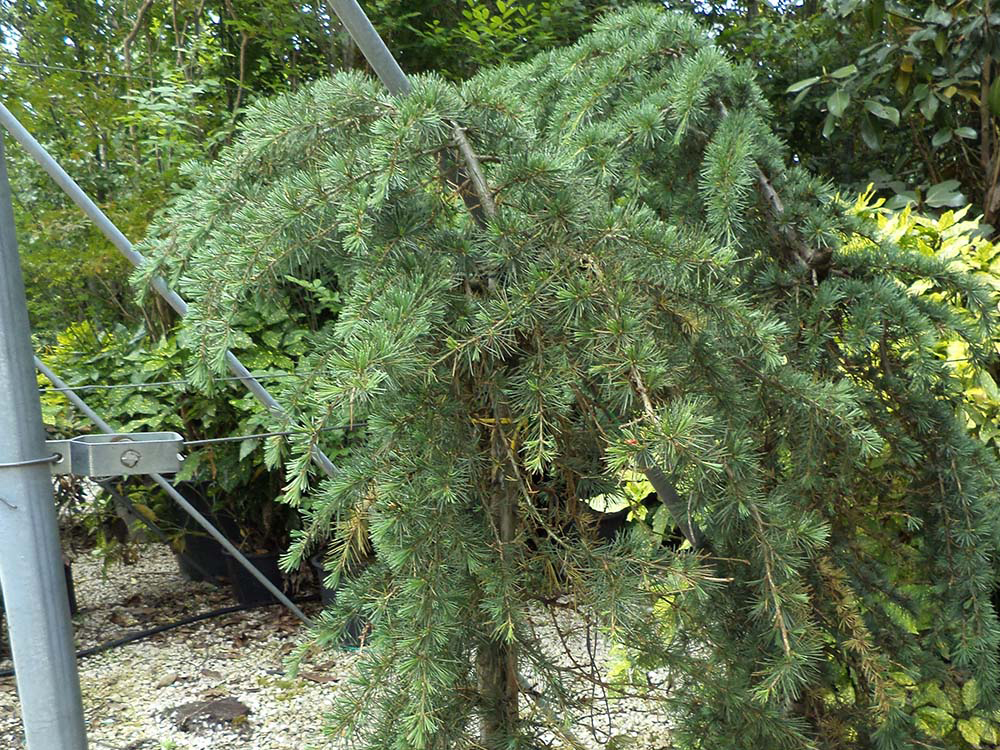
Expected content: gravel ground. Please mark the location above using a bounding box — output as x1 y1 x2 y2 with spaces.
0 546 673 749
0 546 351 750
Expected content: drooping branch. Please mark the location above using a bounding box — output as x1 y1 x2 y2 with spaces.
716 100 830 278
449 121 497 220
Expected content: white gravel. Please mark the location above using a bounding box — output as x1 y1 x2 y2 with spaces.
0 546 352 750
0 546 673 749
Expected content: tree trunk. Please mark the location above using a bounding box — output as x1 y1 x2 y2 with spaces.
477 630 518 746
479 423 519 745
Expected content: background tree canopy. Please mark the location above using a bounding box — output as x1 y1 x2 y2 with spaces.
0 0 623 338
672 0 1000 230
132 7 1000 749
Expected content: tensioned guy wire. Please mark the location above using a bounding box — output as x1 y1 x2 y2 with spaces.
3 59 161 81
34 356 313 624
37 368 330 393
0 453 60 469
183 423 364 447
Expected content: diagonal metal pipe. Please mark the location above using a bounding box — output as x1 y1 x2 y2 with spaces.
325 0 410 96
0 101 338 480
33 357 311 624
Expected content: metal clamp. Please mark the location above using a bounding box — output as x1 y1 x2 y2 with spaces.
46 432 183 476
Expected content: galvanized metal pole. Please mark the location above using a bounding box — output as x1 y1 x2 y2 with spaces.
0 133 88 749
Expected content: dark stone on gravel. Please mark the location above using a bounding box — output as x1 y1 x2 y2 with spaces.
124 741 160 750
169 697 251 733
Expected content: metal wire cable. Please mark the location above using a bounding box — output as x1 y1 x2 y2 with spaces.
38 368 330 393
183 423 363 447
35 354 985 395
0 452 60 469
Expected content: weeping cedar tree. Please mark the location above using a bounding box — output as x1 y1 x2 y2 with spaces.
136 7 1000 749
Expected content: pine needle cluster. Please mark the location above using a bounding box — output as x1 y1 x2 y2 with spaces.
136 7 1000 749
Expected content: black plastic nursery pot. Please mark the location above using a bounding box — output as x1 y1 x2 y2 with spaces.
174 531 229 584
171 485 242 586
223 549 287 606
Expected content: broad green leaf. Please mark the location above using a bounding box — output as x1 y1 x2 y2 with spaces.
822 112 836 138
980 720 998 744
133 503 157 522
954 126 977 139
934 32 947 56
861 117 880 150
786 76 820 93
864 99 900 125
931 127 952 147
895 70 911 95
920 92 939 120
923 3 952 26
830 64 857 79
828 89 851 117
887 191 918 209
925 179 966 208
914 706 955 738
916 681 952 710
229 330 254 349
963 678 980 711
958 718 982 747
238 437 261 461
583 492 629 514
978 372 1000 401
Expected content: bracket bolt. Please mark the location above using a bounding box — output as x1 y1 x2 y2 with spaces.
120 449 142 469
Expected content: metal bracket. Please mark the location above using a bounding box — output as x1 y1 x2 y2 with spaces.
46 432 183 476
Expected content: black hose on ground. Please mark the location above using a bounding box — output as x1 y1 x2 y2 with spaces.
0 595 319 679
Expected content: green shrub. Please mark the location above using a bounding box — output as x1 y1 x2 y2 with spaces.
135 7 1000 749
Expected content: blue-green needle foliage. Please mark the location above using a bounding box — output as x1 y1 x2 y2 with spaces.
136 7 1000 749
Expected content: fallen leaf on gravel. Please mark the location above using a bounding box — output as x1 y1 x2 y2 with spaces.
154 673 178 688
171 698 250 731
300 672 339 684
201 669 223 680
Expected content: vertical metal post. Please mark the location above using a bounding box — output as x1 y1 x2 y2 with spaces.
0 133 88 748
